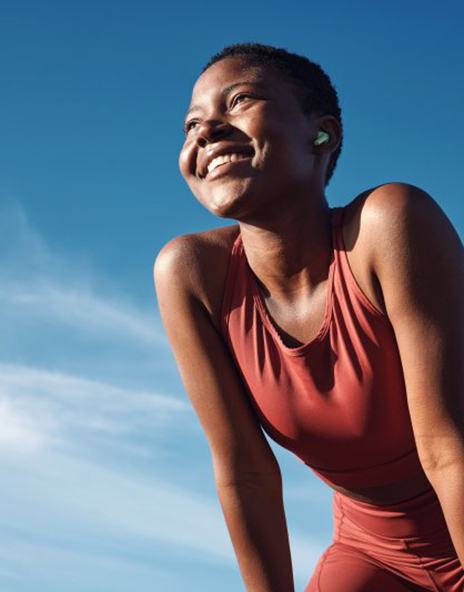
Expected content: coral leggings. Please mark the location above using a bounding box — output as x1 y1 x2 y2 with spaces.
306 487 464 591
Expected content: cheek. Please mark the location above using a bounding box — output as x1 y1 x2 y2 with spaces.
264 124 312 165
178 151 188 179
178 149 202 198
178 141 195 180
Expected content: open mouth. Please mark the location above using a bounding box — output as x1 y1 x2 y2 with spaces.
199 148 255 180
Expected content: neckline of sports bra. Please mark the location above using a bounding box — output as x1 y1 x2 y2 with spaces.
233 207 340 357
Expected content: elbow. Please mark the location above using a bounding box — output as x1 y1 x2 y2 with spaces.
417 439 464 479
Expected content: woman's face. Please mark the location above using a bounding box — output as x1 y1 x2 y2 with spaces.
179 57 322 219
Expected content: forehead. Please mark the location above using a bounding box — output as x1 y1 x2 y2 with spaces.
187 57 295 111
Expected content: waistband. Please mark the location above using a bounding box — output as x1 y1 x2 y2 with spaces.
307 448 422 489
334 487 449 539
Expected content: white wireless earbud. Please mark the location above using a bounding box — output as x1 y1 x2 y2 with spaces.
314 130 330 146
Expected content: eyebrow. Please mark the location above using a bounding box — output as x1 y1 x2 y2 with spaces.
185 80 267 118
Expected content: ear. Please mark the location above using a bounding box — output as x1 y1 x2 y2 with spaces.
312 115 342 153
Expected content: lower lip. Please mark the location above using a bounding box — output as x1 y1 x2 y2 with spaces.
204 158 253 181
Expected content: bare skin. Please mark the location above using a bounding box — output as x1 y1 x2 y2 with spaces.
177 56 435 504
179 196 433 506
156 56 464 588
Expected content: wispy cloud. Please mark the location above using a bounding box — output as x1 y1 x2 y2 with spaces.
0 532 176 589
1 279 165 345
0 201 166 348
0 199 330 591
2 451 234 561
0 396 50 453
2 447 325 578
0 362 189 455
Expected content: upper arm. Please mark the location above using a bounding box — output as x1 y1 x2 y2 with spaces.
366 183 464 473
153 236 280 486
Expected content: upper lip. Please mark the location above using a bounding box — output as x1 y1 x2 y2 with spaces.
197 143 254 179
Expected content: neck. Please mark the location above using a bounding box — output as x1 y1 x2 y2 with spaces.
238 196 333 303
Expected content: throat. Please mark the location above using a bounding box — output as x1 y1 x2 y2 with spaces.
260 277 331 348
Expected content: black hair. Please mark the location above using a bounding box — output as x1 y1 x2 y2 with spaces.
202 43 343 187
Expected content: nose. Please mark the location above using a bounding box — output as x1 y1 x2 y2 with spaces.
195 119 232 148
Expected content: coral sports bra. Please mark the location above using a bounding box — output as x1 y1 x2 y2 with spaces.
220 206 424 491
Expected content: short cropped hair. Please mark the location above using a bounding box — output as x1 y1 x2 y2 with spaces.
202 43 343 187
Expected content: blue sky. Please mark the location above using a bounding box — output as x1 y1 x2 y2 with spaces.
1 1 463 590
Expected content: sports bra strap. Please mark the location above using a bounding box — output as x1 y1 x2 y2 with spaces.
331 205 344 227
330 206 345 255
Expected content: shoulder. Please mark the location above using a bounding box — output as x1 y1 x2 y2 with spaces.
347 182 463 315
345 181 439 226
154 224 240 285
338 182 462 316
353 182 461 266
348 181 456 237
154 224 240 329
344 181 461 265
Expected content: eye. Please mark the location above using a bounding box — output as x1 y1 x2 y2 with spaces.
230 93 252 108
184 119 199 134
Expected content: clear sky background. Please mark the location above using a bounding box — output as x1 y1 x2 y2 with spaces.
1 1 463 591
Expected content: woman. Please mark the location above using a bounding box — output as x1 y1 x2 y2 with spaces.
154 43 464 591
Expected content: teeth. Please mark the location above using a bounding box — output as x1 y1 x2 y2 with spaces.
206 152 251 175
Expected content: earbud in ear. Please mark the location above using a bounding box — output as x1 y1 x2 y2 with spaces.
314 130 330 146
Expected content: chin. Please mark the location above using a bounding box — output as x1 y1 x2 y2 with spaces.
204 192 246 219
196 178 256 219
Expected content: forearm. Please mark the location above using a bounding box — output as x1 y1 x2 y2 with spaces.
427 460 464 567
216 472 295 592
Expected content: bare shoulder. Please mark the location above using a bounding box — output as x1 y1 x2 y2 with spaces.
341 182 462 315
343 182 439 230
350 181 462 257
349 181 448 220
154 224 281 482
154 224 240 331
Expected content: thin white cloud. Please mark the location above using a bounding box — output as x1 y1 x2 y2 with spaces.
0 278 166 346
1 450 234 562
0 362 189 455
0 199 57 277
0 535 174 587
0 359 326 579
0 199 166 347
0 397 52 453
0 199 330 589
1 448 325 575
0 199 187 457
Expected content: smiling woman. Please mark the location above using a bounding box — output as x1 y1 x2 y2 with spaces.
178 48 342 222
154 43 464 591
